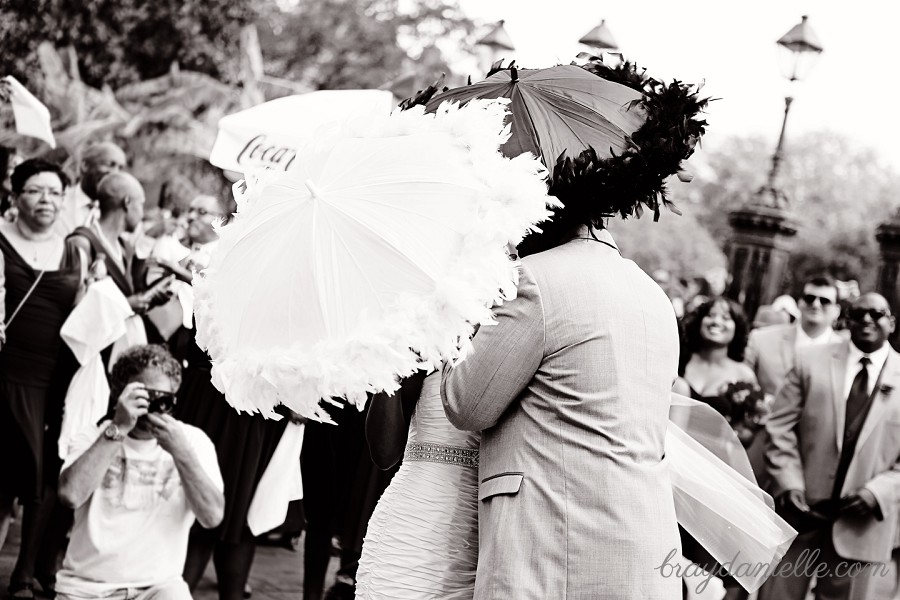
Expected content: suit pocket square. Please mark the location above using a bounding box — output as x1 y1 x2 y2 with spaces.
479 472 524 501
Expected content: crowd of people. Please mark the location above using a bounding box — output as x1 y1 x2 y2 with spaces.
1 134 899 600
0 144 300 600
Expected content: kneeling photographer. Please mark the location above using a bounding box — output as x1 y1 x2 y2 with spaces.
57 345 224 600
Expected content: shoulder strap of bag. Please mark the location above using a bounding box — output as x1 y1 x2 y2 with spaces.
6 269 46 327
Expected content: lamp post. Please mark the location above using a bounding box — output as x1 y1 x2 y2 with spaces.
475 20 515 74
757 15 824 207
578 19 623 66
725 16 823 320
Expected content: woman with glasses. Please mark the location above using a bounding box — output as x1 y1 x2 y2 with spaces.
0 159 83 598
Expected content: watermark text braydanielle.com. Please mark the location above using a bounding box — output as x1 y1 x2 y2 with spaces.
654 548 893 594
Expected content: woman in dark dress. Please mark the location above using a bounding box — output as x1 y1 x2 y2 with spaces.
674 297 760 460
0 159 82 598
161 194 291 600
673 296 759 600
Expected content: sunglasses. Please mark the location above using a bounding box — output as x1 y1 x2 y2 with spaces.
801 294 834 307
848 308 891 322
145 388 177 414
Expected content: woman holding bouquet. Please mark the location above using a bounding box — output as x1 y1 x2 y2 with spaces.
673 296 769 455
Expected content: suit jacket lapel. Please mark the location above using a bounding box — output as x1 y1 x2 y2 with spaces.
854 350 899 456
831 342 849 452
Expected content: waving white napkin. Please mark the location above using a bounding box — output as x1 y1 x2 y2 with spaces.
60 279 132 364
108 315 148 373
59 279 133 458
3 76 56 148
247 422 305 536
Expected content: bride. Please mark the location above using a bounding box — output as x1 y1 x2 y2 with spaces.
355 369 480 599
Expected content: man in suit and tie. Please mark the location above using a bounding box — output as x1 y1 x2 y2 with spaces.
745 275 843 397
761 293 900 599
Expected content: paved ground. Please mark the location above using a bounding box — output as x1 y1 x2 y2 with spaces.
0 518 339 600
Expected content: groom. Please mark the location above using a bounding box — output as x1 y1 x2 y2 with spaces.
441 224 682 599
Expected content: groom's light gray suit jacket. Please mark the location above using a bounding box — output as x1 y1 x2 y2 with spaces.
442 232 681 600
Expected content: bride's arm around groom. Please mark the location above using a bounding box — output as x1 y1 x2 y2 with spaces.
441 260 544 433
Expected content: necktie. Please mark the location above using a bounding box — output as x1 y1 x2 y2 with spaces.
845 356 871 430
833 356 873 500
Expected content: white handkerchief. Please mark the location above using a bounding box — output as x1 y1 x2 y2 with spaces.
247 422 305 536
108 315 148 372
4 76 55 148
150 234 191 263
58 356 110 460
176 281 194 328
61 278 133 365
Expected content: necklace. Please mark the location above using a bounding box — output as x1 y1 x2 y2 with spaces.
14 221 59 267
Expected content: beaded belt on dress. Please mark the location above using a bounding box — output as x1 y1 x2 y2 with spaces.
404 442 479 467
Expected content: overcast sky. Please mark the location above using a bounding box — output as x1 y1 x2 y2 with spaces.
456 0 899 170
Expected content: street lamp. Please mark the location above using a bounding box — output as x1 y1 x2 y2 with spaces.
725 16 822 320
578 19 622 66
758 15 824 207
476 20 515 73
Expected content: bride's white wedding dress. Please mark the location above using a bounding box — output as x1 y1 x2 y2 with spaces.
355 372 480 599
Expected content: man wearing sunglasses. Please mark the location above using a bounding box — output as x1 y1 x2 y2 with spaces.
745 275 844 398
762 293 900 600
56 345 224 600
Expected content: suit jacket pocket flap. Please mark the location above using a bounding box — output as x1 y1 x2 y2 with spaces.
479 473 523 501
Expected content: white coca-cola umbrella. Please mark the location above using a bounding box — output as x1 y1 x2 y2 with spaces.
209 90 394 175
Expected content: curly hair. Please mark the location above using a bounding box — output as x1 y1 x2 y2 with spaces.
11 158 70 194
679 297 749 375
108 344 182 402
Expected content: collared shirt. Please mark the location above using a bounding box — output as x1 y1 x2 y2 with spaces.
795 325 839 350
844 341 890 400
55 185 99 237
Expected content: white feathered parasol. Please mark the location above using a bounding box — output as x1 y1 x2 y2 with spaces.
193 100 556 419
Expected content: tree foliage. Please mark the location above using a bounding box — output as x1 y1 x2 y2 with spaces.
257 0 476 91
0 0 258 89
1 0 475 97
608 208 727 279
680 132 900 293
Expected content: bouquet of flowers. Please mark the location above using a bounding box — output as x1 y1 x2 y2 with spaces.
719 381 773 447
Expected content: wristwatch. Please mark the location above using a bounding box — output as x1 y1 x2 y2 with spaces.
103 422 125 442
